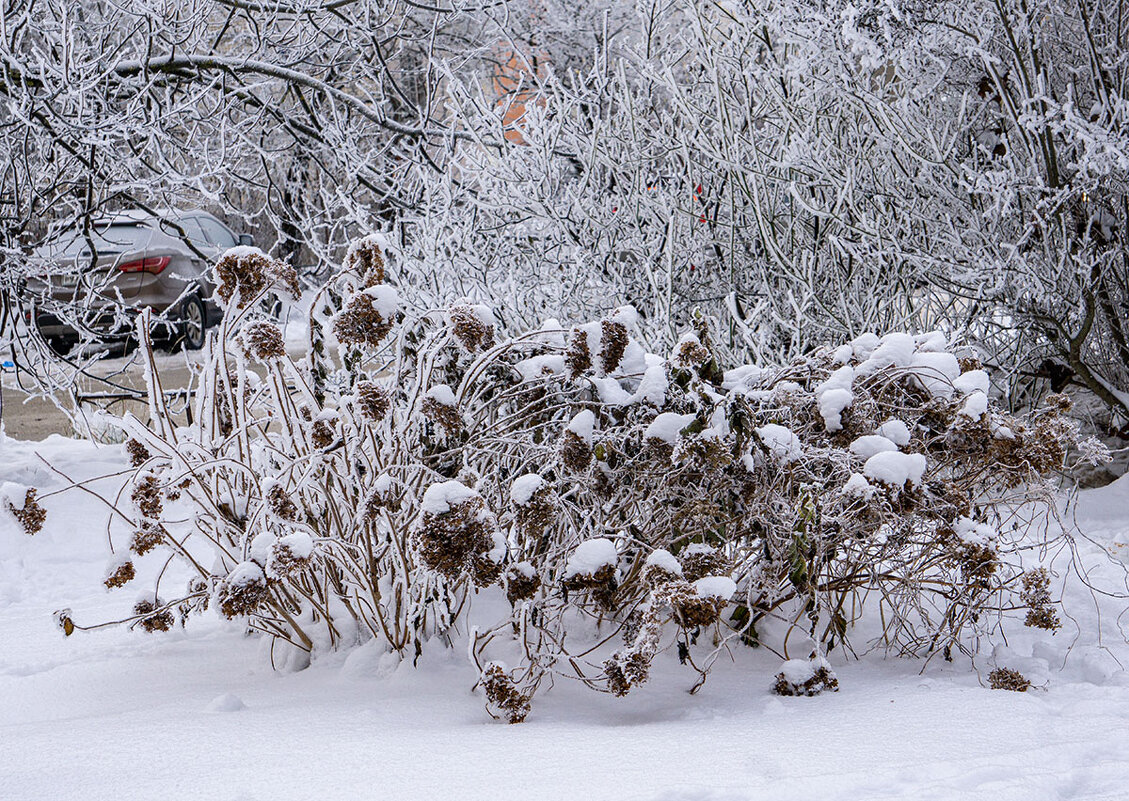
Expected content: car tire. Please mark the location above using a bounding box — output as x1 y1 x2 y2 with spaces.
178 295 208 351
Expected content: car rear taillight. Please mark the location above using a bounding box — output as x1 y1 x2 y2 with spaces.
117 256 170 274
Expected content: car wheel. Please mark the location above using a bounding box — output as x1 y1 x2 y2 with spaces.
179 295 207 351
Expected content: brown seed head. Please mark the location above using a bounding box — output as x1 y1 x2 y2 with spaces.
104 559 136 589
134 599 174 633
599 319 628 374
354 381 391 424
988 667 1031 691
560 430 592 472
214 249 299 310
124 439 151 468
416 495 495 582
565 328 592 378
448 305 496 353
8 488 46 536
131 522 166 556
332 292 395 348
242 321 286 361
343 236 386 287
216 563 270 619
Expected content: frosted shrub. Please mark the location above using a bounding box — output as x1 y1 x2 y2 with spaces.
66 239 1105 719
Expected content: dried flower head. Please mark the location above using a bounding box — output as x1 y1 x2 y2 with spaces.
950 540 998 590
603 641 655 696
565 328 593 378
1044 393 1072 414
471 550 506 587
505 562 541 605
562 563 618 611
604 658 632 697
179 577 211 620
354 381 391 424
242 321 286 361
216 562 270 619
668 579 730 628
416 482 496 581
672 433 733 473
214 249 299 310
308 413 337 449
642 552 683 587
988 667 1030 691
8 488 46 535
363 474 402 518
266 485 299 522
1020 568 1060 631
673 332 710 370
560 430 592 472
268 534 314 578
134 598 173 633
124 438 151 468
421 386 462 435
987 413 1075 485
448 305 496 353
599 319 628 374
680 543 723 582
131 473 163 520
343 235 387 287
130 522 166 556
513 485 557 539
482 662 531 724
104 558 136 589
332 288 398 348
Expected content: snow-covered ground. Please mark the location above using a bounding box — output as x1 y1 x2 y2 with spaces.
2 434 1128 801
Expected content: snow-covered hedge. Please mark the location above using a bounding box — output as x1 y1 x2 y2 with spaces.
68 241 1107 719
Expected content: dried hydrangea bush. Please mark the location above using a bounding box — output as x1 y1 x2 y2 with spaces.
66 239 1110 720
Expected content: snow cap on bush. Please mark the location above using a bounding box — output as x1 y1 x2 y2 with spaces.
643 548 683 584
773 658 839 696
333 286 399 348
564 538 618 580
863 451 926 488
422 384 462 434
562 538 619 609
448 304 495 353
509 474 544 506
755 424 802 464
561 409 596 471
217 561 270 619
815 366 854 432
645 412 696 446
417 481 499 583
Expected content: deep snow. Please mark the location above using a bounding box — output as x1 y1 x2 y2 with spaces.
2 434 1128 801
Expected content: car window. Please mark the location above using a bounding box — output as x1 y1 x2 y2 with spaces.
56 223 153 258
162 217 209 249
197 217 238 249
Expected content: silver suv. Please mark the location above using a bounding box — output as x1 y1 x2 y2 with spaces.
26 210 251 352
